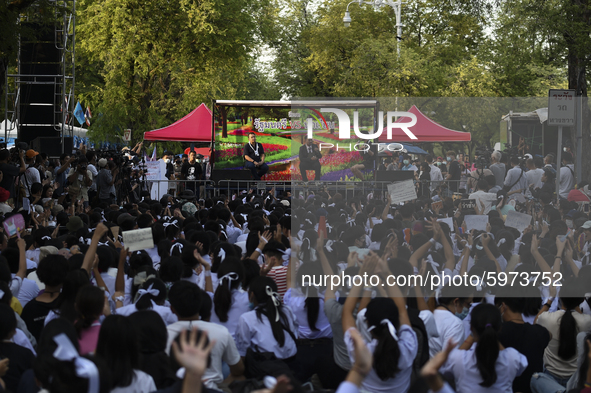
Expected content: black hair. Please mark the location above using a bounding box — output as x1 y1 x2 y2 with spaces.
297 262 322 331
365 298 401 380
211 242 238 273
213 257 243 322
0 303 16 339
168 280 201 318
96 315 139 388
158 257 184 283
199 287 212 321
96 245 116 273
250 276 294 347
54 269 91 323
135 277 167 310
74 285 105 337
241 258 261 290
558 279 584 359
470 303 502 387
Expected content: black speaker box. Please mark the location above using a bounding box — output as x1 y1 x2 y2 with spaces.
31 136 73 157
211 169 253 182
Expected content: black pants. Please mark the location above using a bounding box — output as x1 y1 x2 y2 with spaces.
300 161 321 181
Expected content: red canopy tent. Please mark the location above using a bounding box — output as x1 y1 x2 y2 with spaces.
143 103 212 142
378 105 471 142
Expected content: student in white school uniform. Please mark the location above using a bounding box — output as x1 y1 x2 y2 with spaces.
284 261 333 382
429 284 470 358
235 276 299 363
166 281 245 390
208 257 250 338
115 277 177 325
342 255 418 393
440 303 528 393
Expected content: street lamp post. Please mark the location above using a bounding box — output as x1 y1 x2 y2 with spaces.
343 0 404 58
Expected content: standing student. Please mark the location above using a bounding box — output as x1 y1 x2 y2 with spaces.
440 303 528 392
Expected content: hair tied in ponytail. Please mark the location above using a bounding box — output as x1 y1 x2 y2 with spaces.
218 248 226 263
368 319 399 341
265 285 281 322
219 272 239 290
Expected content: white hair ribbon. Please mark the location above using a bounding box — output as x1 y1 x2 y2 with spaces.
240 213 248 221
305 219 313 226
325 240 334 252
97 242 109 247
163 220 179 228
79 236 85 243
302 238 310 250
219 272 239 290
329 203 335 207
265 285 281 322
137 283 160 300
280 248 291 261
133 272 155 286
368 319 398 341
170 242 184 254
425 254 440 276
0 289 4 299
497 238 506 247
217 200 224 204
218 248 226 263
220 230 228 240
42 236 52 241
53 333 100 393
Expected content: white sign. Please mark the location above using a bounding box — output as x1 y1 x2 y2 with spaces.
145 161 161 181
437 217 454 233
464 215 488 232
505 210 532 233
122 228 154 252
548 89 575 126
388 179 417 205
123 129 132 142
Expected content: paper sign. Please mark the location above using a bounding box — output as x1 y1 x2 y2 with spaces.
437 217 454 232
388 179 417 205
505 210 532 233
22 198 30 213
461 199 476 210
124 129 132 142
122 228 154 252
145 161 161 181
431 201 443 211
464 215 488 232
3 214 25 238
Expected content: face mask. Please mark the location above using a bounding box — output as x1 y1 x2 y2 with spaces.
564 147 568 152
403 160 409 165
165 159 171 164
436 162 441 166
248 302 255 310
446 156 452 162
455 307 469 320
566 219 573 229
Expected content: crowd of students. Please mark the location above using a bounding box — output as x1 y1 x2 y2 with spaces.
0 144 591 393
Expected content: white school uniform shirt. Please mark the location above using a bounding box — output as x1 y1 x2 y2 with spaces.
235 305 299 359
462 302 480 339
356 307 439 343
166 320 241 391
283 288 333 339
440 347 528 393
115 299 178 325
11 274 39 307
92 272 116 295
429 309 465 358
26 249 40 264
145 246 161 268
110 370 156 393
13 328 36 355
208 288 250 338
344 325 418 393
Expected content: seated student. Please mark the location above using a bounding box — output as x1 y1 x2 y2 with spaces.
260 240 290 300
0 303 35 393
96 315 157 393
208 257 250 339
342 256 418 393
429 284 470 358
284 262 332 382
166 281 244 390
115 277 177 325
21 254 69 342
494 286 550 393
75 285 107 355
440 303 528 393
235 276 299 362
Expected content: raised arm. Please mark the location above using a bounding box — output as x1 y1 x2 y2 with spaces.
15 238 27 279
82 223 109 275
530 235 552 273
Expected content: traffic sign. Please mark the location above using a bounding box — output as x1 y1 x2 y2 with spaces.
548 89 575 126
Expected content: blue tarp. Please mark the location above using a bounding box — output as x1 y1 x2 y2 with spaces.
403 144 428 155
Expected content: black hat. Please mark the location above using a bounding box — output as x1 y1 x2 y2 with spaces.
178 190 196 200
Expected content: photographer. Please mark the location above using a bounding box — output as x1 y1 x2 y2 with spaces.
21 149 41 197
0 148 25 201
67 157 93 204
54 154 76 195
97 158 119 205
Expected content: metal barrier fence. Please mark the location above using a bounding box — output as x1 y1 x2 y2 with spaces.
146 178 469 200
